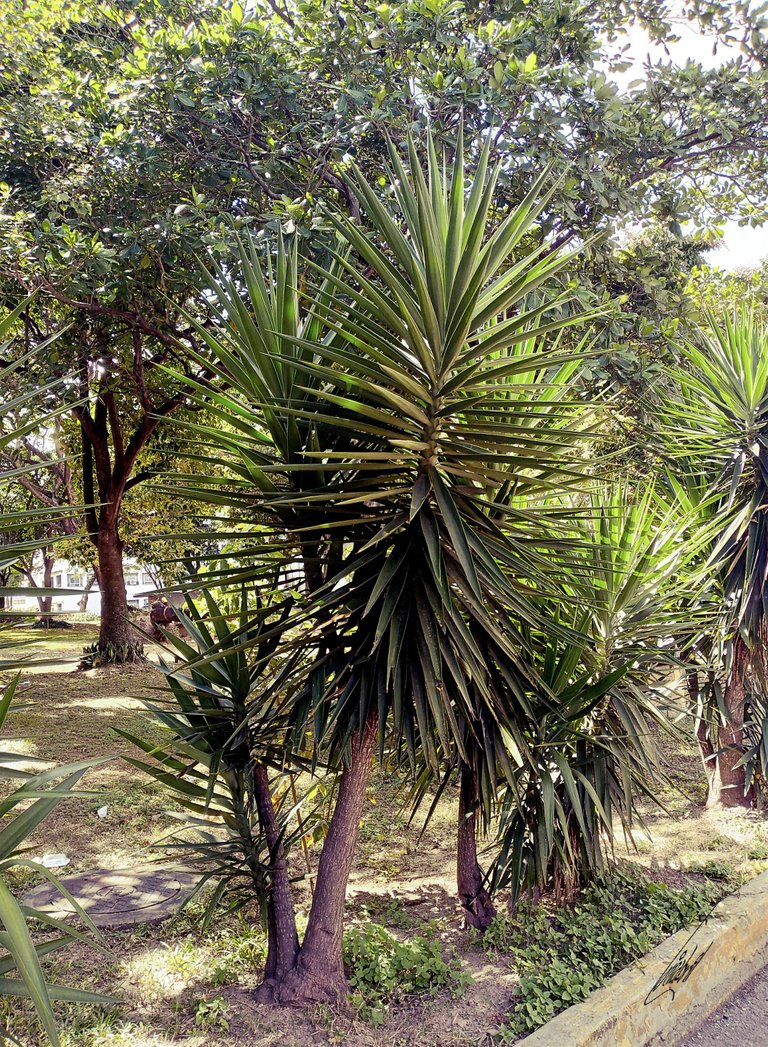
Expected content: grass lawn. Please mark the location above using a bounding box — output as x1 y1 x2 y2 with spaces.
3 624 768 1046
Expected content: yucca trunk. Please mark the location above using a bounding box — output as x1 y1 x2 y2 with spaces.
456 757 496 931
708 675 755 809
271 713 377 1005
691 643 755 809
252 764 300 993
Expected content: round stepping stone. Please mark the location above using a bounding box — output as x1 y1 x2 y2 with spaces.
22 867 199 929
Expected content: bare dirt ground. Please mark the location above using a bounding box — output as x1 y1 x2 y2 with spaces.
3 624 768 1046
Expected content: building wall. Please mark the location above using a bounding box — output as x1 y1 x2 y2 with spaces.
8 559 158 613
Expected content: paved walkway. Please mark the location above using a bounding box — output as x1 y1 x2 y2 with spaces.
677 964 768 1045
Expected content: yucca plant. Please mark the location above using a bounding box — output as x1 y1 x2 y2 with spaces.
118 590 315 985
491 482 707 904
664 311 768 807
167 134 606 1002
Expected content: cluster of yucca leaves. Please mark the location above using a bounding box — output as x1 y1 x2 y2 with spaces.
663 312 768 804
490 484 710 902
118 590 315 926
0 302 109 1045
151 132 718 927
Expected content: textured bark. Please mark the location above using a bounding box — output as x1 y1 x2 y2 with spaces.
96 526 132 649
687 662 754 809
707 672 755 809
252 763 299 992
456 759 496 932
272 714 378 1005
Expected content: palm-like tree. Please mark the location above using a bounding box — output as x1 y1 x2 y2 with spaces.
491 482 707 903
119 590 312 982
176 135 604 1001
665 311 768 806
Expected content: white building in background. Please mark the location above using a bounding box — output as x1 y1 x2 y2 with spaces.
7 558 158 614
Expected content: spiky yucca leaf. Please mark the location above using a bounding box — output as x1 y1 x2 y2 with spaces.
663 312 768 801
119 591 318 924
490 482 710 902
167 135 607 782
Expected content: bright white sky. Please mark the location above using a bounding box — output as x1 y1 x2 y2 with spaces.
616 16 766 270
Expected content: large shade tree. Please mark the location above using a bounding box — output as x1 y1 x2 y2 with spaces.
2 0 767 656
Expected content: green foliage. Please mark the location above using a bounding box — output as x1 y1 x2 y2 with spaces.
4 0 767 301
193 995 230 1032
665 312 768 797
209 925 269 986
490 482 708 903
118 589 312 922
687 859 738 882
486 872 720 1038
342 922 468 1025
180 131 603 792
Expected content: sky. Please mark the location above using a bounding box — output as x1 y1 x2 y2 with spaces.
618 16 766 271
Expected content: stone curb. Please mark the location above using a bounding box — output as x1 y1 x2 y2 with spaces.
519 869 768 1046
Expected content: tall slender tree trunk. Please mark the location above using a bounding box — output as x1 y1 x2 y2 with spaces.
456 756 496 932
252 763 299 994
37 548 54 623
270 713 378 1005
77 570 98 612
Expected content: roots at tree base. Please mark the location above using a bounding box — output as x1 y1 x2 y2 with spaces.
79 640 146 668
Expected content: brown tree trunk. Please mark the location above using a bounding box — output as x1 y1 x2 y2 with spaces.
707 672 755 809
96 524 133 651
38 548 53 619
457 758 496 932
271 714 377 1005
76 357 181 661
252 763 299 994
37 548 54 622
77 570 98 613
688 669 718 803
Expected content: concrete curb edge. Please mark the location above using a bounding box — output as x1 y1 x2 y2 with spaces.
519 869 768 1046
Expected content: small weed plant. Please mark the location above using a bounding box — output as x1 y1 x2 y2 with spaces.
487 871 721 1039
194 995 230 1032
343 922 469 1026
210 926 269 985
687 858 738 882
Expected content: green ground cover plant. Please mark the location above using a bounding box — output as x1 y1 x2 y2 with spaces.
486 871 723 1038
343 922 469 1026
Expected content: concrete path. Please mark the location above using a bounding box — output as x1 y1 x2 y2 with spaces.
677 964 768 1046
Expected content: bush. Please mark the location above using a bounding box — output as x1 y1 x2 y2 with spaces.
342 922 468 1025
486 871 721 1038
